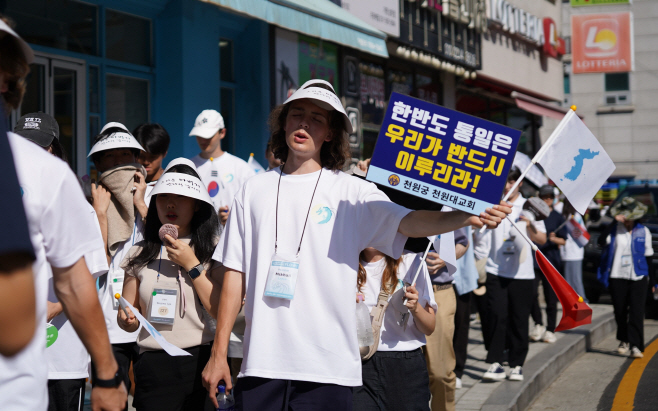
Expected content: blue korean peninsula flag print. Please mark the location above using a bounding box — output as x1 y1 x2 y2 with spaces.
367 93 522 215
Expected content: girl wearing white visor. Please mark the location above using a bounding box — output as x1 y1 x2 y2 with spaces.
118 159 222 410
203 79 512 410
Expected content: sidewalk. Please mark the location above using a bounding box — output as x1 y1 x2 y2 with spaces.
455 304 615 411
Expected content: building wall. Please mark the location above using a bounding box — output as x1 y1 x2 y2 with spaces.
563 0 658 179
479 0 564 102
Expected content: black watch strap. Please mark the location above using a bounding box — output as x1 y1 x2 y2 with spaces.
93 369 122 388
188 263 205 280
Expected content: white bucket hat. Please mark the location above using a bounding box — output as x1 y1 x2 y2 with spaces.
150 172 213 206
283 79 353 134
189 110 225 139
88 132 145 157
0 19 34 64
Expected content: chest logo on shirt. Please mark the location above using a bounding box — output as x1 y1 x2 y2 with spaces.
311 204 334 224
223 173 234 183
46 323 58 347
208 181 220 197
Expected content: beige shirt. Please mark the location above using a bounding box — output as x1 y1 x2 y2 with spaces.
122 238 218 352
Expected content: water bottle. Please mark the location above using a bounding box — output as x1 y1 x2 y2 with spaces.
356 294 374 347
216 384 235 411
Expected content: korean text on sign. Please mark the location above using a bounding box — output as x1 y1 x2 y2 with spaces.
366 92 522 215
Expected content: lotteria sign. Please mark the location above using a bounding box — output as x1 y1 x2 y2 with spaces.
488 0 564 58
571 12 633 74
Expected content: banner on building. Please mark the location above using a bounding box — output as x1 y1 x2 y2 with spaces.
572 12 633 74
274 28 339 104
366 93 521 215
340 0 400 37
571 0 630 6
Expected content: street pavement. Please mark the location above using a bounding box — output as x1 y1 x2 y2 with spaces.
528 320 658 411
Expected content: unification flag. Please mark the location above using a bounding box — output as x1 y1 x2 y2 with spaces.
565 216 590 248
248 153 265 174
536 110 615 215
535 249 592 332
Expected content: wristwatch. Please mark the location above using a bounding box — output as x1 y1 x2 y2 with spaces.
188 263 205 280
93 369 122 388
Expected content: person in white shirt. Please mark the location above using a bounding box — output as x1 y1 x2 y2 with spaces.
201 79 512 410
89 123 149 399
353 248 437 410
598 197 655 358
481 167 547 382
14 111 110 411
189 109 256 225
555 200 588 302
1 17 126 411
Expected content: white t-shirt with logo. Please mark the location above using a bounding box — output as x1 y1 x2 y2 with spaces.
360 251 437 352
191 152 256 211
485 195 546 280
46 207 108 380
1 133 104 410
213 168 411 386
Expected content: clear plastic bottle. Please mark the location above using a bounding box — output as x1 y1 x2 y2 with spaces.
356 294 374 347
216 384 235 411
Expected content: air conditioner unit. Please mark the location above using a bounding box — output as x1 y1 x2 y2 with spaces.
605 92 631 105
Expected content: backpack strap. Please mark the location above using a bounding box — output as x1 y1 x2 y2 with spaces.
360 287 390 361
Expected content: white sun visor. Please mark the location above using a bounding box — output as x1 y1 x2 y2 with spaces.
87 132 145 157
149 172 213 206
283 79 353 134
0 19 34 64
100 122 131 134
164 158 198 173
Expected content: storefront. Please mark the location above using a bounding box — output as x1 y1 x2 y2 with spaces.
459 0 568 157
338 0 487 161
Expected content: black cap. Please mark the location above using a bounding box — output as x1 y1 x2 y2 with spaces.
14 112 59 147
538 184 555 198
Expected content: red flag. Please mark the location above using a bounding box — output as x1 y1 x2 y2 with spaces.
535 250 592 331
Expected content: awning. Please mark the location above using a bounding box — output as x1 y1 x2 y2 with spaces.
203 0 388 58
512 91 584 120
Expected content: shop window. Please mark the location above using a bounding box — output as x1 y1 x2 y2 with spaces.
220 39 235 83
3 0 98 55
106 9 152 66
604 73 630 105
105 74 149 132
564 74 570 95
415 74 440 105
220 87 235 153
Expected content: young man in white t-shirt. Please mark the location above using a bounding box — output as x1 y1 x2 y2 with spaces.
201 80 512 410
189 109 256 224
481 168 547 382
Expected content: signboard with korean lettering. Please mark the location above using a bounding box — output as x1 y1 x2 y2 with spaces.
366 93 521 215
571 0 630 6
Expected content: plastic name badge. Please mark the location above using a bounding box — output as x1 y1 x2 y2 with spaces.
149 287 178 325
264 254 300 300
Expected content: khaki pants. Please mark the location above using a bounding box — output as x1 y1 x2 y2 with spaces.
424 285 457 411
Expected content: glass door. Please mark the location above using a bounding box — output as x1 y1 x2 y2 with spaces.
14 53 86 176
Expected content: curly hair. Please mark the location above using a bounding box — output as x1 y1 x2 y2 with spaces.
0 16 30 111
268 102 350 171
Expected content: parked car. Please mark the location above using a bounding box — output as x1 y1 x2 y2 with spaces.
582 184 658 304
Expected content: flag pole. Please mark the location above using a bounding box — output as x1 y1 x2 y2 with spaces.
403 240 433 305
480 107 577 234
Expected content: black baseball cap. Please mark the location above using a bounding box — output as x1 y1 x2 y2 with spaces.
539 184 555 198
14 112 59 147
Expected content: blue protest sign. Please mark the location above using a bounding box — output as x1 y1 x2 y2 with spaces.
366 92 522 215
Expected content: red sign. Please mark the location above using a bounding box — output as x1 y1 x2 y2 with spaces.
543 18 566 59
572 13 633 74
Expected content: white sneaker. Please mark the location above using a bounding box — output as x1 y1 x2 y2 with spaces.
530 324 546 342
617 342 630 355
508 366 523 381
542 331 557 344
483 362 506 381
631 347 644 358
456 377 462 389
